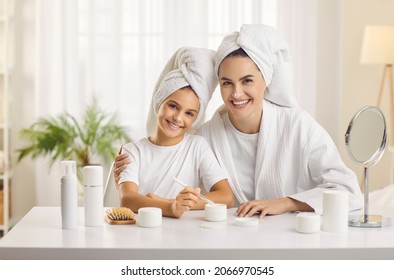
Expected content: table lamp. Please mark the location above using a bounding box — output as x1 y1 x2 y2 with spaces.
360 25 394 146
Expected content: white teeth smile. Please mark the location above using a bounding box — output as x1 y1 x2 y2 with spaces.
168 121 182 129
232 100 249 106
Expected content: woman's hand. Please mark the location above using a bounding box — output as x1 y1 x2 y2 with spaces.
236 197 313 218
170 187 201 218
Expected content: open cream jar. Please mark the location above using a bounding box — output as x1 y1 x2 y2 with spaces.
204 203 227 222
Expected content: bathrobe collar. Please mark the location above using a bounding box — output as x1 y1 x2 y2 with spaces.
205 99 283 204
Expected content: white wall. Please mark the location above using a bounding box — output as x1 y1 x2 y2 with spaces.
315 0 342 145
340 0 394 191
314 0 394 192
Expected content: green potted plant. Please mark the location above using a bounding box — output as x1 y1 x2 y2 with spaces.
16 97 132 183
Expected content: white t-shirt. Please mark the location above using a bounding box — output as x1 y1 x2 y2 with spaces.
223 113 258 201
118 134 227 198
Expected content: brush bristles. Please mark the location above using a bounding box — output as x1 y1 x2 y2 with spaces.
106 207 135 221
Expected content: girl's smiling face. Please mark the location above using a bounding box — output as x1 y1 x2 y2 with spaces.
155 87 199 145
218 55 266 132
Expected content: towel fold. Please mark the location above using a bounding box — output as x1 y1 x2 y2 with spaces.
146 47 217 136
215 24 298 108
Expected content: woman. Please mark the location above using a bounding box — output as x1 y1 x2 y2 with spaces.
115 24 363 218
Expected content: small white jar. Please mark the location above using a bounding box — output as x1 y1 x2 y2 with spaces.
137 207 162 227
204 204 227 222
296 212 321 234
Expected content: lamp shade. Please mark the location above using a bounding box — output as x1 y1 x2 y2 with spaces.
360 25 394 64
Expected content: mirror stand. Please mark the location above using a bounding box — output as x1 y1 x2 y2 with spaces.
348 166 390 228
346 106 391 228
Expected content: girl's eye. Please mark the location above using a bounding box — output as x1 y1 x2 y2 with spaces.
186 112 195 117
222 81 232 86
168 103 177 109
243 78 253 84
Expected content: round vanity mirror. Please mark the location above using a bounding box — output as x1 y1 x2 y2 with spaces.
345 106 390 228
345 106 386 166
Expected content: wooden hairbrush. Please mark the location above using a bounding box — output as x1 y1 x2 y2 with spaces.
105 207 136 225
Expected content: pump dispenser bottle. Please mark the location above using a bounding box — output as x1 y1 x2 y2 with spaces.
83 165 104 226
60 160 78 229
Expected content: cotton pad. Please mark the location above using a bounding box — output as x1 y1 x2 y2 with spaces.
234 217 259 227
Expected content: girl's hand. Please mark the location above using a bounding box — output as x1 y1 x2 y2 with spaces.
170 187 201 218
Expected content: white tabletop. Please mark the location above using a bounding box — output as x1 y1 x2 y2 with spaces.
0 206 393 259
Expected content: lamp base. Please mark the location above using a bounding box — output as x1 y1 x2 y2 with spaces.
348 214 391 228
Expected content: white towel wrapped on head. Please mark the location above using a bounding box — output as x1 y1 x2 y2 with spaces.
215 24 298 108
146 47 217 136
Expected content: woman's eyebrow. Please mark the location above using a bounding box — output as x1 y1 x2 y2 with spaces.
220 74 254 82
239 74 254 80
167 100 180 105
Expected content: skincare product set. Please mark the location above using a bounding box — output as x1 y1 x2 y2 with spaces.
60 160 104 229
60 169 259 229
296 190 349 234
106 177 260 228
59 160 164 229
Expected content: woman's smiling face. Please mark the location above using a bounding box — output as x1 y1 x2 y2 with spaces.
218 55 266 125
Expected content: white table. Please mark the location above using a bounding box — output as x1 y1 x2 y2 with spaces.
0 207 393 259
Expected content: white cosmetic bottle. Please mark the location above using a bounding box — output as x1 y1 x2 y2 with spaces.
83 165 103 226
60 160 78 229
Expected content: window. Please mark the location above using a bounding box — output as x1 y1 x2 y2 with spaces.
77 0 278 139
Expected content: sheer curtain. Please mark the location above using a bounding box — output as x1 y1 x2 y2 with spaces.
33 0 317 205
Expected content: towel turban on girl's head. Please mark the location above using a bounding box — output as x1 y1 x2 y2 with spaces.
215 24 298 108
146 47 218 136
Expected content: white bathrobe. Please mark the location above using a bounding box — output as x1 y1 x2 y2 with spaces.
196 100 363 214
